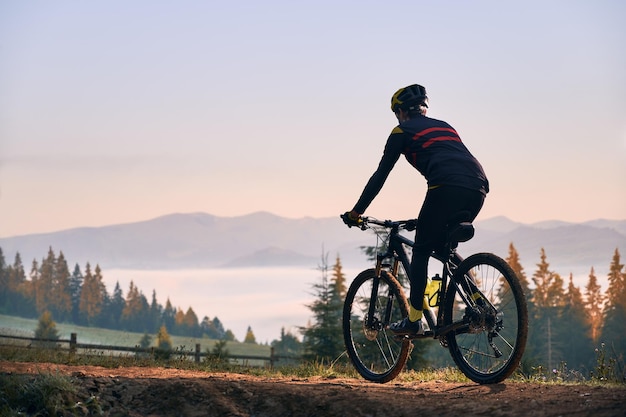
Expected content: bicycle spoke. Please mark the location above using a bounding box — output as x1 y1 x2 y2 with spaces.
445 253 528 384
343 269 410 383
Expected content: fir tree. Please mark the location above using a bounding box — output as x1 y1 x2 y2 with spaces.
18 259 38 318
93 265 111 327
109 282 126 328
149 290 162 333
155 325 173 360
300 252 345 363
183 307 200 337
532 248 566 310
223 329 236 341
122 281 149 332
244 326 257 344
600 249 626 361
200 316 226 339
7 252 26 293
69 264 84 323
52 251 72 322
584 267 604 343
271 327 303 357
506 243 532 299
35 248 56 315
331 255 347 299
4 253 31 316
0 248 7 310
79 263 105 325
34 311 60 348
174 308 186 335
530 248 566 369
162 299 176 332
562 274 594 370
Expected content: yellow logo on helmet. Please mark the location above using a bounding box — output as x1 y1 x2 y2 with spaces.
390 87 406 112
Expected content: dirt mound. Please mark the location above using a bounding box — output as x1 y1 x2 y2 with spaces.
1 361 625 417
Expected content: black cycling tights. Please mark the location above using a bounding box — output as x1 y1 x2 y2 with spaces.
409 185 485 309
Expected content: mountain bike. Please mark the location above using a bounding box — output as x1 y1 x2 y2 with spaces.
340 214 528 384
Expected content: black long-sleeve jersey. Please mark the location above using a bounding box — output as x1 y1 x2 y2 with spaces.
353 114 489 214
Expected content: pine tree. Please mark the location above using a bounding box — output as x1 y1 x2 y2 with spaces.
0 248 7 310
183 307 200 337
93 265 111 327
122 281 149 332
600 249 626 360
584 267 604 343
155 325 173 360
212 317 226 339
200 316 226 339
162 299 176 332
24 260 39 317
52 251 72 322
174 308 186 335
7 253 25 292
331 255 347 299
79 263 105 325
271 327 303 357
532 248 566 310
35 248 56 315
109 282 125 328
4 253 31 316
300 253 345 362
223 329 236 341
244 326 257 344
69 264 84 323
149 290 162 333
561 274 594 370
530 248 566 370
506 243 532 299
34 311 60 348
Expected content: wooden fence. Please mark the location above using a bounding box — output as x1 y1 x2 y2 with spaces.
0 333 298 368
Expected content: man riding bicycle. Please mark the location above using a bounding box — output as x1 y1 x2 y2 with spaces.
342 84 489 337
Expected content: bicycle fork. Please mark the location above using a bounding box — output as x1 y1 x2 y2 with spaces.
365 255 401 332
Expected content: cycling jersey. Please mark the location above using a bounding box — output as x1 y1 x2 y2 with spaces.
353 115 489 214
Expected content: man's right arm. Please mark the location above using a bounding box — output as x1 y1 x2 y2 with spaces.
352 131 404 214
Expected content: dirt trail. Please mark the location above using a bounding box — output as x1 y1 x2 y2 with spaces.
1 361 625 417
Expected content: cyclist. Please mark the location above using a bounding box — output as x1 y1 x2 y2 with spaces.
342 84 489 336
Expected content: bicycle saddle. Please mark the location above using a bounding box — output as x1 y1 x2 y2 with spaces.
446 211 475 244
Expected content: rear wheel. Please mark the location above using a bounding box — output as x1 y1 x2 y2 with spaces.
444 253 528 384
343 269 411 383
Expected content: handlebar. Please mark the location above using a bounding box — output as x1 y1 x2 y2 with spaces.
340 213 417 232
362 217 417 232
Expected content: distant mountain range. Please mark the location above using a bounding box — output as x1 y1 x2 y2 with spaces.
1 212 625 280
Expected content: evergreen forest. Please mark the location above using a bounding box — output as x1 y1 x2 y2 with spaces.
0 247 233 342
1 243 625 379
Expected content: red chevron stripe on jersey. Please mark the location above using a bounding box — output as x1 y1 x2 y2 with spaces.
413 127 461 148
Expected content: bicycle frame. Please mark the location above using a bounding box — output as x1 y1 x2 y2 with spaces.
369 220 484 340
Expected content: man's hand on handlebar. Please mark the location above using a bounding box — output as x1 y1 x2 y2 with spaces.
341 210 363 228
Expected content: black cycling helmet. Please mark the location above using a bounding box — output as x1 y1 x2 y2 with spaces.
390 84 428 112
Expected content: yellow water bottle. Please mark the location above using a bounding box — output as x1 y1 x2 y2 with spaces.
424 274 442 309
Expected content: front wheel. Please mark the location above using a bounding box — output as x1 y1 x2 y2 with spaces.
444 253 528 384
343 269 411 383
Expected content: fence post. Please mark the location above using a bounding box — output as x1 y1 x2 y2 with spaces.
270 346 275 368
69 333 77 360
195 343 201 363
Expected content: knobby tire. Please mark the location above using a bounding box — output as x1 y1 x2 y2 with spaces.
343 269 411 383
444 253 528 384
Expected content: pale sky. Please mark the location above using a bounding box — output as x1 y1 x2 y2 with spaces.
1 0 625 238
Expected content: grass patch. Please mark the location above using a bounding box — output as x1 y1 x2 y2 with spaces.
0 314 271 363
0 371 105 416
